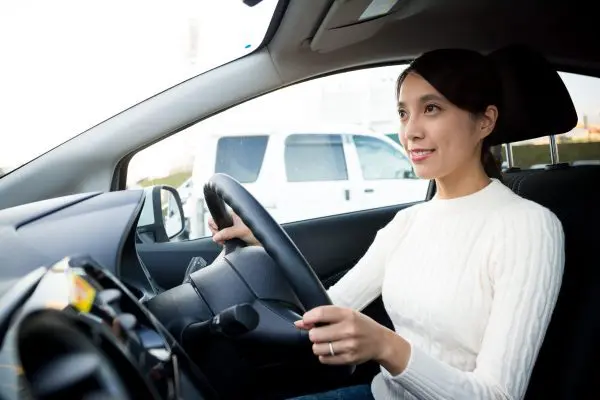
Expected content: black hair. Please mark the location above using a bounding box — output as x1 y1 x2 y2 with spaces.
396 49 504 181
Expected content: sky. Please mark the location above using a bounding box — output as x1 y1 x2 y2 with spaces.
0 0 277 171
0 0 598 175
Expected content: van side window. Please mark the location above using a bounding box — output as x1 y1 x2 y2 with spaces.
284 134 348 182
127 65 431 241
353 135 414 179
215 136 269 183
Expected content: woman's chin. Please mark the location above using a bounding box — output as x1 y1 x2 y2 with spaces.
413 167 438 180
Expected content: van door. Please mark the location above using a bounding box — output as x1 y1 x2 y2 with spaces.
271 133 356 224
349 134 429 209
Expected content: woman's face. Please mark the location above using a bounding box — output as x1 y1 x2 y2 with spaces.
397 73 496 181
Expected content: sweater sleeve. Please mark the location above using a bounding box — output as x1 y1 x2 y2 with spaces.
327 209 411 311
388 203 565 399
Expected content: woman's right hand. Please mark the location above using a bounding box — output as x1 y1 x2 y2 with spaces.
208 212 261 246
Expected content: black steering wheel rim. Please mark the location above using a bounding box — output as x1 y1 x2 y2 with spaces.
203 173 331 310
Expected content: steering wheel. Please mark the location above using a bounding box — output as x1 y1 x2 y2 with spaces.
203 173 331 311
144 173 352 399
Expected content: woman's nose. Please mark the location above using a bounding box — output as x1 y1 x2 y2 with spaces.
401 116 425 141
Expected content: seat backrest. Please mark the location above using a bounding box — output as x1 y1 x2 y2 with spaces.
487 45 600 398
504 165 600 399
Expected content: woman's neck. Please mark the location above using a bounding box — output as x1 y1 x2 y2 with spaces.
434 165 491 200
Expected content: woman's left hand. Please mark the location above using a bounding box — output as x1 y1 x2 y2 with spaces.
294 305 398 366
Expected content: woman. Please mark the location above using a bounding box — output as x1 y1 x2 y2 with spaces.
209 49 565 399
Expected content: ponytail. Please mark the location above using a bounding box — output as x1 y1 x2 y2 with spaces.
481 145 504 182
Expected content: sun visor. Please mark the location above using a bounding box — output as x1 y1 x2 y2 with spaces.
310 0 428 53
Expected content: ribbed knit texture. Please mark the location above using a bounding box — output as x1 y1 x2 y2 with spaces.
327 179 564 400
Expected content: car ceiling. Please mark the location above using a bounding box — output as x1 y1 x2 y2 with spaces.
271 0 599 81
0 0 597 210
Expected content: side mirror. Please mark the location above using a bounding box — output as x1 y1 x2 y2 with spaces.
137 185 185 243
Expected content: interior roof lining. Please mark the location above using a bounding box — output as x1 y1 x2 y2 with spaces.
269 0 600 84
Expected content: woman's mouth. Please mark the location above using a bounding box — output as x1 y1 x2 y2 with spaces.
409 149 435 162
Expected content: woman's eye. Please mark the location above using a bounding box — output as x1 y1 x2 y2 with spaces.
398 109 408 119
424 104 440 113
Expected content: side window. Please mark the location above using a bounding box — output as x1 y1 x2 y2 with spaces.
215 136 268 183
127 64 430 241
353 135 414 180
556 72 600 165
284 134 348 182
505 72 600 169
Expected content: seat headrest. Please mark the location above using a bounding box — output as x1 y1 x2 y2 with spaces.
486 44 578 146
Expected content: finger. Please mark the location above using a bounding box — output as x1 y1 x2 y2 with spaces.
302 306 349 326
312 341 359 366
318 354 355 365
313 342 332 357
294 320 315 330
308 323 352 343
312 339 358 357
208 219 218 230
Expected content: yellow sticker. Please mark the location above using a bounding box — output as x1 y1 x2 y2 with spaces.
69 274 96 313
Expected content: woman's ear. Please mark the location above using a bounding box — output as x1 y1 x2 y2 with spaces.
479 105 499 139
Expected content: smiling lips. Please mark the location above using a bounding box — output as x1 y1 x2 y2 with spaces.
409 149 435 162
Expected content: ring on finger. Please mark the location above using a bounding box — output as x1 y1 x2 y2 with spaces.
328 341 336 357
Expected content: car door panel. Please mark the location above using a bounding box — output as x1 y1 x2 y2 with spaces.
136 239 222 291
283 204 413 281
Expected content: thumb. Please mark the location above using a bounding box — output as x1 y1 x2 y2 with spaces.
208 218 218 231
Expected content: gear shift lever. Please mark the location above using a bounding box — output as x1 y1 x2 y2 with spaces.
182 303 259 343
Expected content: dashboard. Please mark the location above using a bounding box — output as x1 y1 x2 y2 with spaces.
0 191 141 283
0 188 352 400
0 190 216 399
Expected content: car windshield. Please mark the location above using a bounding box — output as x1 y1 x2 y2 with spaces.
0 0 279 177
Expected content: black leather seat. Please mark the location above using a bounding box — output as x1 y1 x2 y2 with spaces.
503 166 600 399
488 45 600 399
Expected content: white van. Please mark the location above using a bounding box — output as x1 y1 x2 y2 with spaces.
187 128 429 238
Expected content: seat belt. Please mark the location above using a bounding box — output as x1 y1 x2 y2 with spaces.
425 180 436 201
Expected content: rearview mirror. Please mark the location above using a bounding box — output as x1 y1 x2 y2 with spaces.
242 0 264 6
137 185 185 243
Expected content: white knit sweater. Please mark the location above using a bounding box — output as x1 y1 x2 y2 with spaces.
327 179 565 400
